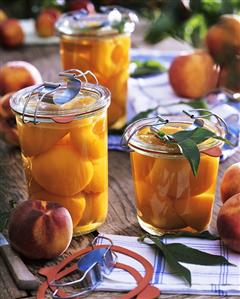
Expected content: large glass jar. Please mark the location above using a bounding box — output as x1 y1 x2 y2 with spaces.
55 9 136 129
10 75 110 236
122 114 225 235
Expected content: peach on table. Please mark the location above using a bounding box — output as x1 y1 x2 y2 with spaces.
31 190 86 228
8 200 73 259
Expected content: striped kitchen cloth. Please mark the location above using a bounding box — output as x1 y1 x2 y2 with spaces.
108 49 240 161
96 234 240 296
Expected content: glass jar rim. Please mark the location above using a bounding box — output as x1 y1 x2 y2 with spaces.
10 82 110 123
55 8 137 37
125 116 225 157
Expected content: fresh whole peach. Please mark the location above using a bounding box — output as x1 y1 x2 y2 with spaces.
205 14 240 65
220 162 240 203
217 193 240 253
67 0 95 13
0 61 42 95
219 59 240 92
8 200 73 259
168 50 219 99
0 92 19 145
0 19 24 48
35 8 61 37
0 9 7 24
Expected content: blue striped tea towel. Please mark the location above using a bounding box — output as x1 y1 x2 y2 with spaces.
96 234 240 296
108 49 240 161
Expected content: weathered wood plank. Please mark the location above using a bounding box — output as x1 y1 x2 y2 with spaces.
0 255 27 299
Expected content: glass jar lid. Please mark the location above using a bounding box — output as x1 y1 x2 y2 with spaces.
10 70 110 124
122 111 226 157
55 7 138 37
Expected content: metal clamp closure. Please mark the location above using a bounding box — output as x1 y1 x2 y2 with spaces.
50 236 117 299
22 69 98 124
121 109 229 151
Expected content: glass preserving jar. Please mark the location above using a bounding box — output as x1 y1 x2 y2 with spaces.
55 8 137 129
10 71 110 236
122 113 225 235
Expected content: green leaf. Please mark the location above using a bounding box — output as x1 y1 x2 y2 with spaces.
172 127 215 144
178 139 200 176
129 107 158 123
159 230 219 240
214 136 235 146
130 60 166 77
146 235 192 285
182 98 209 112
140 232 235 286
163 243 234 266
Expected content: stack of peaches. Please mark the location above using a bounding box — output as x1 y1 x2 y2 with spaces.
169 14 240 98
0 7 61 48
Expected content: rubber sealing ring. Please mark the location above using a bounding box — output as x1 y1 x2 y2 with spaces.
37 244 158 299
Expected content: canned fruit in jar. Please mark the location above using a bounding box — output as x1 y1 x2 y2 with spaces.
131 153 155 181
31 190 86 228
32 140 94 196
88 191 108 223
148 157 191 200
107 101 125 127
71 117 107 160
60 35 130 127
174 193 214 231
85 157 108 193
17 120 69 157
189 154 219 196
134 179 185 230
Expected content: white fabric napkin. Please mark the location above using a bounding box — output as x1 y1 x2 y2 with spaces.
96 234 240 296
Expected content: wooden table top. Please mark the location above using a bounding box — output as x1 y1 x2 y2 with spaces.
0 44 239 299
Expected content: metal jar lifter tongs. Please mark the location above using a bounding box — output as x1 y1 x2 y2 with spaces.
37 236 160 299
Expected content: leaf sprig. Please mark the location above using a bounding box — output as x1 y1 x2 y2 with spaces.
139 232 235 286
154 127 232 176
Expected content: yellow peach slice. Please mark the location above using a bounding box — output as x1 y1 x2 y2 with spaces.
111 36 130 72
84 157 108 193
134 180 154 224
150 195 186 230
31 190 86 228
32 142 93 196
89 191 108 223
28 177 43 195
174 193 214 231
78 193 93 225
149 157 191 200
90 39 115 77
108 101 125 127
71 117 107 160
16 119 69 157
190 154 219 196
107 70 128 106
130 152 155 180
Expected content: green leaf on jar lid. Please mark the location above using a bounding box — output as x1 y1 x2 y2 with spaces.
154 126 232 176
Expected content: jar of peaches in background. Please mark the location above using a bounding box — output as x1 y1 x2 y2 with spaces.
122 113 225 235
10 72 110 236
56 8 137 129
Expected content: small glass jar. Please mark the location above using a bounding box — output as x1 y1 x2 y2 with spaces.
10 75 110 236
55 9 137 129
123 114 225 235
